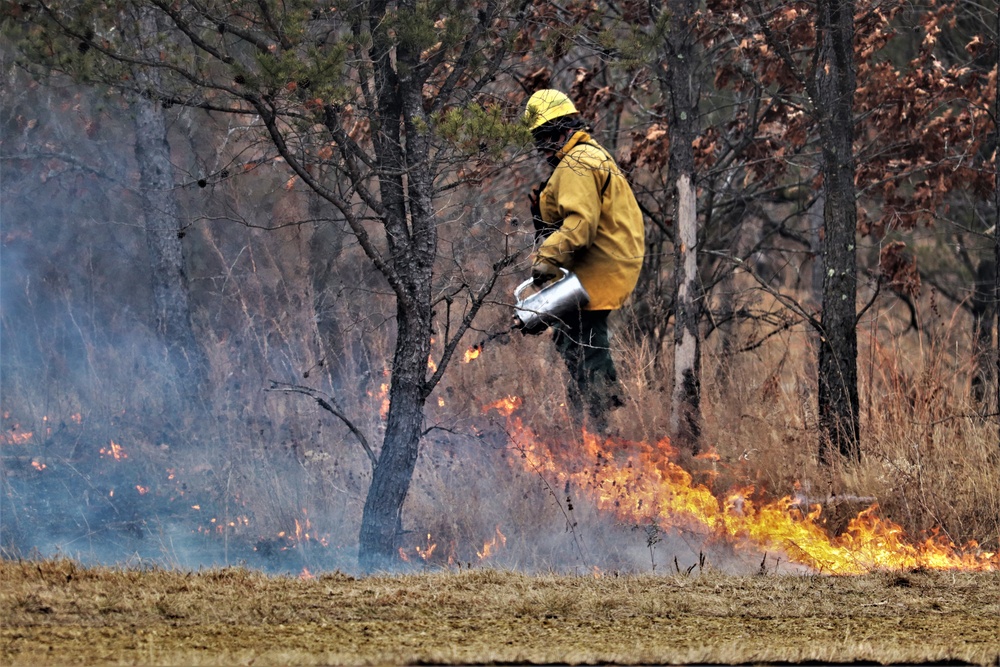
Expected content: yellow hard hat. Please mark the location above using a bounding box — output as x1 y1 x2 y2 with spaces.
523 89 579 131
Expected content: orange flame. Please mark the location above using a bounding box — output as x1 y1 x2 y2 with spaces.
1 429 33 445
273 510 330 549
99 440 127 460
486 399 999 574
464 346 482 363
477 525 507 561
366 370 392 420
31 459 46 471
378 383 390 419
416 533 437 561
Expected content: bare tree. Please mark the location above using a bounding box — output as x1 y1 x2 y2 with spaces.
10 0 530 569
131 8 208 393
811 0 860 461
657 0 703 452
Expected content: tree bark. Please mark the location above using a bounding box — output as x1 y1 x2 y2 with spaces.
357 1 437 568
131 11 207 393
812 0 860 462
994 1 1000 446
358 299 431 569
971 259 995 406
661 0 702 453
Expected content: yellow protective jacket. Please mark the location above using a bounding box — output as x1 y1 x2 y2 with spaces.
533 131 645 311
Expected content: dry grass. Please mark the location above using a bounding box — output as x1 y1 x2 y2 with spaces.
2 558 998 666
3 204 999 573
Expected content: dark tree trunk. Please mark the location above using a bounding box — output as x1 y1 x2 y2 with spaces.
971 259 995 406
995 1 1000 446
812 0 860 462
661 0 702 453
357 2 437 568
358 300 431 569
808 190 826 307
131 38 207 393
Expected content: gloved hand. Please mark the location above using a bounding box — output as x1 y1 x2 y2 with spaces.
529 183 551 242
531 261 561 286
513 314 548 336
528 184 543 222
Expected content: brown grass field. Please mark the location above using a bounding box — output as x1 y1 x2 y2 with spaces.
2 558 998 666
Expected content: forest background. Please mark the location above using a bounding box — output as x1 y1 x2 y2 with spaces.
1 0 999 574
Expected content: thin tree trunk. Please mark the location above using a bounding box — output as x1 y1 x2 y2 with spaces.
994 0 1000 447
358 300 431 569
971 259 995 406
813 0 860 462
808 190 826 308
357 10 437 567
131 11 206 392
671 174 702 450
662 0 702 453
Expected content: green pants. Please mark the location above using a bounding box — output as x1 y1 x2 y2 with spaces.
552 309 624 432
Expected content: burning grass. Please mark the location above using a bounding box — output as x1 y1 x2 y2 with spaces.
3 236 1000 578
2 558 999 666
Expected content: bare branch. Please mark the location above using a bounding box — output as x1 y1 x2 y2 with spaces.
267 381 378 472
423 248 522 397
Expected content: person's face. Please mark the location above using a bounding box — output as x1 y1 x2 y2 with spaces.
534 129 564 167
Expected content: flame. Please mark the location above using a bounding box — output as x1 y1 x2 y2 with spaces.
464 346 482 363
477 525 507 561
427 356 438 373
299 567 314 580
99 440 127 460
437 397 445 407
486 399 999 574
136 485 149 495
371 383 390 420
271 509 331 550
1 429 33 445
31 459 46 471
694 446 721 462
397 533 440 563
415 533 437 561
366 370 392 420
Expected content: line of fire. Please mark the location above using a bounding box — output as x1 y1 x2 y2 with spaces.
3 392 996 574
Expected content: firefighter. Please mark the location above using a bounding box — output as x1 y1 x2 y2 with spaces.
521 89 645 432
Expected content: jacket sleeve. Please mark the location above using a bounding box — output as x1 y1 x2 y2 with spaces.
534 154 604 268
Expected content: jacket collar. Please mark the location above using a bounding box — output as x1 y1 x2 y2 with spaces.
556 130 592 162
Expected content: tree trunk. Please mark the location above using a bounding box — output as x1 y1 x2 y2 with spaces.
671 174 702 450
808 190 827 308
813 0 860 462
662 0 702 453
357 8 437 568
358 300 431 569
971 259 995 406
994 1 1000 447
131 33 207 393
